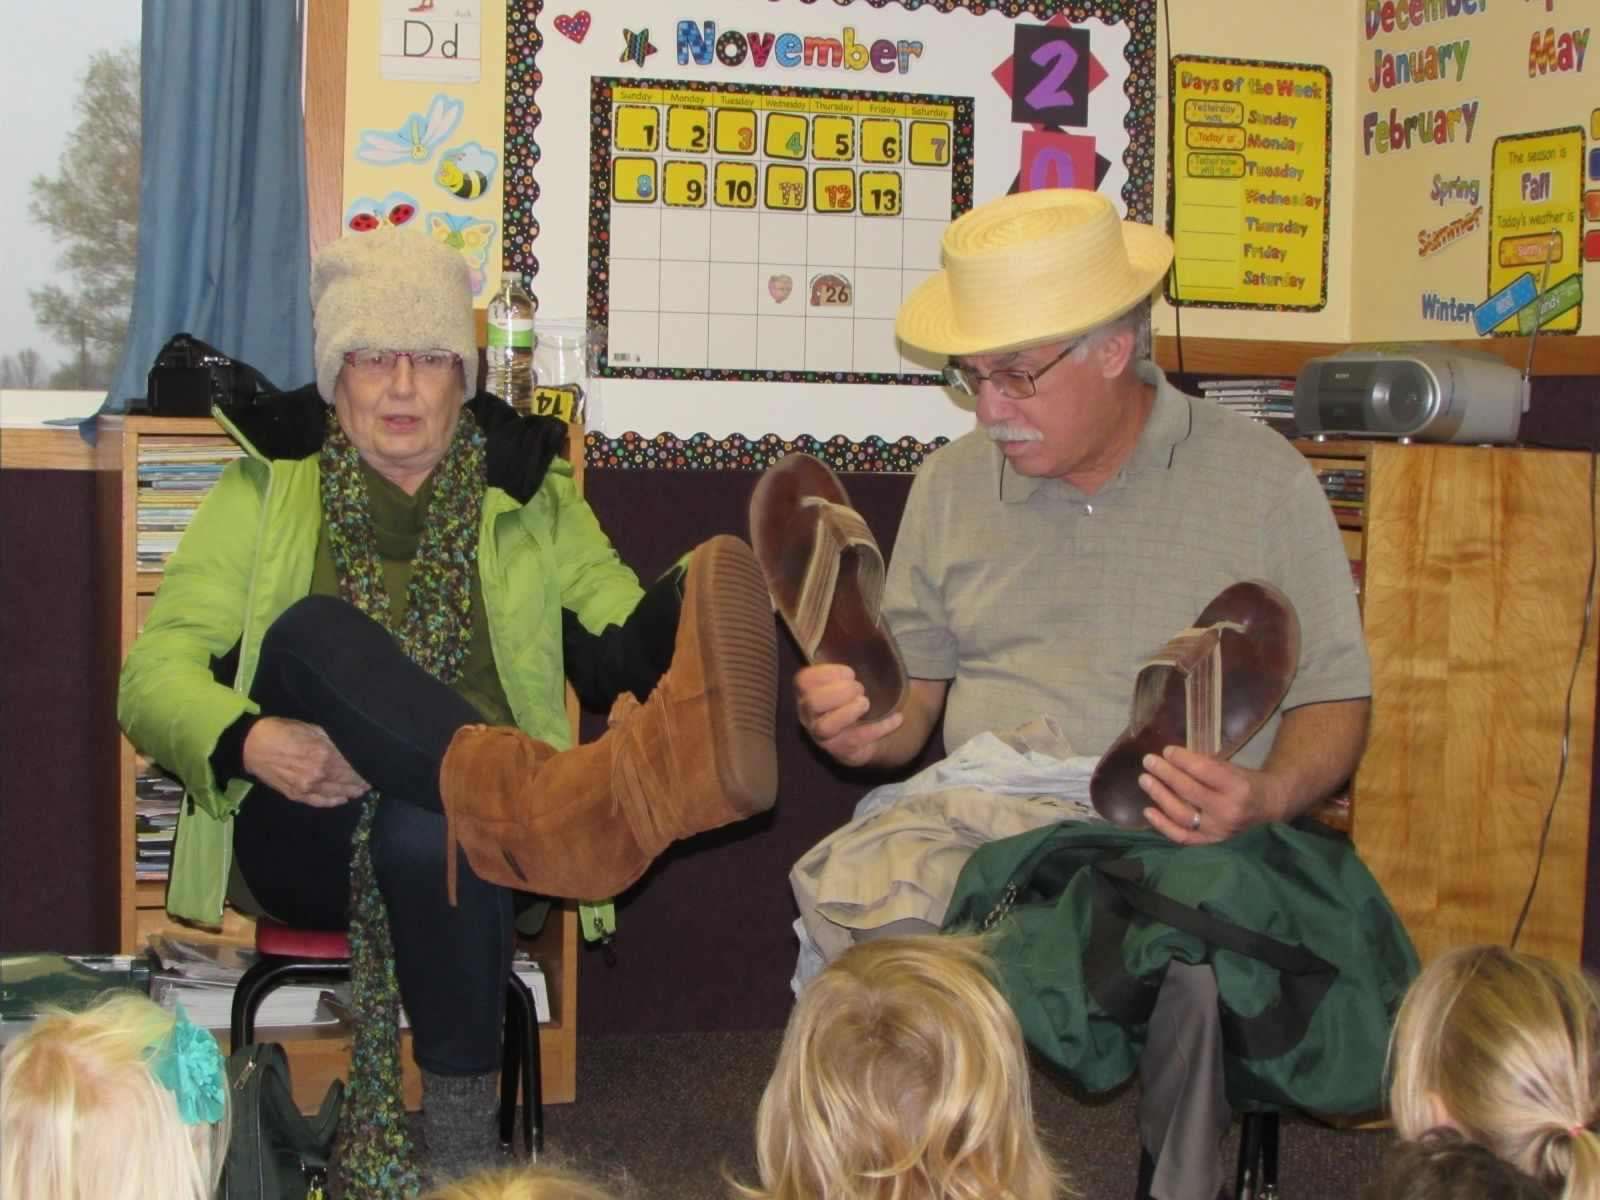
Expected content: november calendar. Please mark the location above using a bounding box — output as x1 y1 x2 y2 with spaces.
590 78 973 381
505 0 1153 441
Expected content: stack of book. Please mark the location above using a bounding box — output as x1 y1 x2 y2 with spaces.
134 767 183 881
146 935 551 1031
1199 378 1298 436
1314 465 1366 527
135 438 245 570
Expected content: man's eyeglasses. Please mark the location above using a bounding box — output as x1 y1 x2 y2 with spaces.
342 349 463 378
941 337 1086 400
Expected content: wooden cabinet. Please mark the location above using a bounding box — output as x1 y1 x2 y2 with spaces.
96 414 580 1105
1295 438 1596 965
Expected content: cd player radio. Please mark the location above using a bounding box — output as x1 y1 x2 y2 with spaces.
1292 345 1525 444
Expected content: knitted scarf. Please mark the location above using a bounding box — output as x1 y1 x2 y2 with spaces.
319 407 486 1199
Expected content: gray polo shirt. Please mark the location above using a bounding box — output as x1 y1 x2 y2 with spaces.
882 361 1371 764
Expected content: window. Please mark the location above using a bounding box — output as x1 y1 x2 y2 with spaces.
1 3 141 423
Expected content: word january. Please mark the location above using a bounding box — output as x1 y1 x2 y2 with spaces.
1369 39 1471 90
676 21 924 74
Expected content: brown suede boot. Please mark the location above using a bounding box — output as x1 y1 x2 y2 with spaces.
439 534 779 901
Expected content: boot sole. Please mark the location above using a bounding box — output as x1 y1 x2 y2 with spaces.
693 534 779 816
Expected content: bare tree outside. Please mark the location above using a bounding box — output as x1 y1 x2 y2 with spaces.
27 44 140 391
0 348 45 389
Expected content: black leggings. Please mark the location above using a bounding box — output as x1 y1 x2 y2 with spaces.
232 595 511 1075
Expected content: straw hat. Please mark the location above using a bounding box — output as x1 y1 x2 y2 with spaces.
896 189 1174 357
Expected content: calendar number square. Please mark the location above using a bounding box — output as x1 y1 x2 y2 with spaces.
764 112 809 160
612 157 658 204
860 171 902 217
813 167 856 214
1010 24 1091 128
714 108 757 155
860 119 902 164
666 105 710 153
908 121 952 166
614 105 660 152
664 161 708 207
764 164 808 211
714 161 759 208
812 115 856 161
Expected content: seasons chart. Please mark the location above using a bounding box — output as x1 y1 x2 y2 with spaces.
588 77 973 381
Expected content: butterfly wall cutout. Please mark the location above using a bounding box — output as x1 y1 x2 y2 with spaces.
427 211 498 296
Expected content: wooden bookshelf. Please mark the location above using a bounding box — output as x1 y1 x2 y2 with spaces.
96 414 582 1106
1291 437 1596 964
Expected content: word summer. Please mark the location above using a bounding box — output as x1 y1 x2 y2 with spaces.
1362 100 1478 155
676 21 924 75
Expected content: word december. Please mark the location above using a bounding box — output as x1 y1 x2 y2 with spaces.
676 21 924 74
1365 0 1488 40
1362 100 1479 155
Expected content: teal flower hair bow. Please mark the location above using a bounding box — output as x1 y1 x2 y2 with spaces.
147 1005 227 1126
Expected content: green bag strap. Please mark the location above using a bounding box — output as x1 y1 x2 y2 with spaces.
579 901 616 945
1082 857 1339 1061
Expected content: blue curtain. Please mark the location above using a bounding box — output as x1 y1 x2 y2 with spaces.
100 0 314 416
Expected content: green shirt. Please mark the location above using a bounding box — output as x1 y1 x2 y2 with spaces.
309 459 515 725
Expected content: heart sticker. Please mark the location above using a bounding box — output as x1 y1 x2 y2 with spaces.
768 274 793 303
553 10 591 42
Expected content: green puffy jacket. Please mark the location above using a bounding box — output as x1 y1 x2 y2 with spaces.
119 385 645 927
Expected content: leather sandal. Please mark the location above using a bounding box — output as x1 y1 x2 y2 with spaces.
749 452 909 723
1091 580 1301 828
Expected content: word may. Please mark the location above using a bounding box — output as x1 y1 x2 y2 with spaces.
1528 26 1589 74
1420 292 1477 322
676 21 923 74
1362 99 1479 155
1430 174 1480 205
1365 0 1488 41
1417 205 1483 256
1369 39 1471 90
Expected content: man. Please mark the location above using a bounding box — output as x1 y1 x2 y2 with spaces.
788 188 1372 1200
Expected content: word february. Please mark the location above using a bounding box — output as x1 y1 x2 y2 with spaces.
1362 100 1479 155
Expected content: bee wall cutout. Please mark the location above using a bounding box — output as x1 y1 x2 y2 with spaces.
356 93 464 165
435 141 500 200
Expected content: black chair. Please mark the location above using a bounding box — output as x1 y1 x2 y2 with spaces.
229 917 544 1157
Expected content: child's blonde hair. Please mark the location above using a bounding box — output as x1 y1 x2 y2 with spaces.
1389 945 1599 1200
737 935 1069 1200
422 1163 621 1200
1 990 230 1200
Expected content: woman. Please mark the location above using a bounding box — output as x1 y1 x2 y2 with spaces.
1388 944 1598 1200
118 227 777 1190
735 935 1071 1200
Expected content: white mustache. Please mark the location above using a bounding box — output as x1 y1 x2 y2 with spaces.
984 423 1043 443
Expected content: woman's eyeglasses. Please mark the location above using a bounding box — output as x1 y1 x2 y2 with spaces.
342 349 463 377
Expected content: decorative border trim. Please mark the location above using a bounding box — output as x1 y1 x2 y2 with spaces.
584 431 949 472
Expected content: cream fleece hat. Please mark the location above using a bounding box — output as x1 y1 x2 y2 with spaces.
310 226 478 402
896 188 1174 357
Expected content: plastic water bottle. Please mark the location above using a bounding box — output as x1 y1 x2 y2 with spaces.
486 273 537 413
